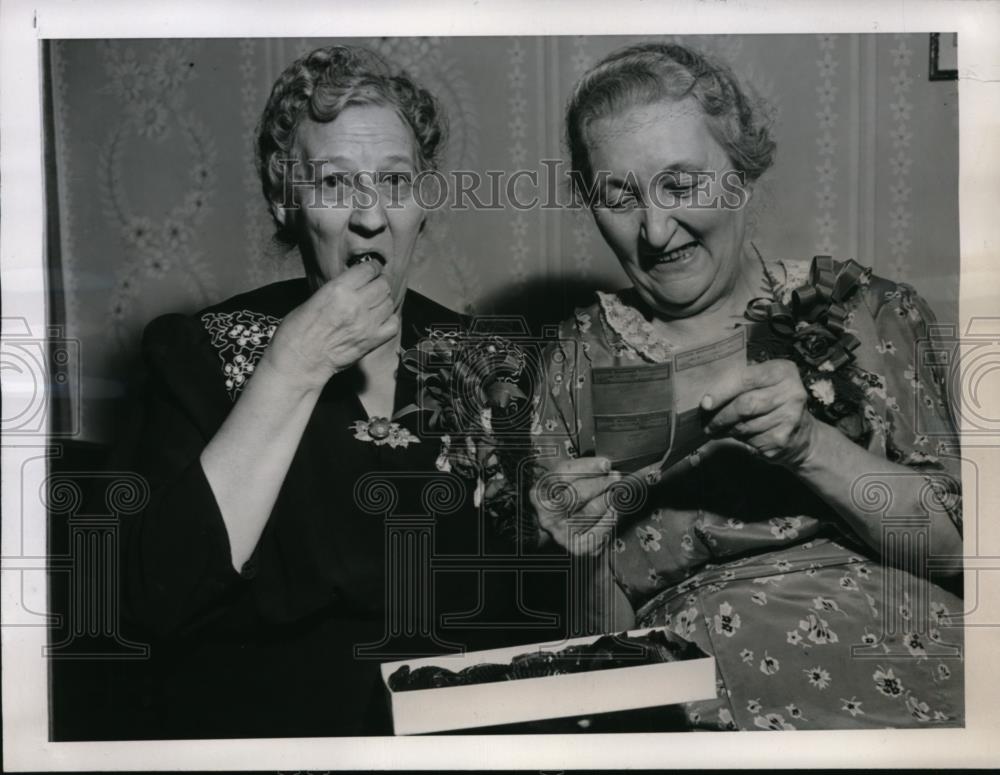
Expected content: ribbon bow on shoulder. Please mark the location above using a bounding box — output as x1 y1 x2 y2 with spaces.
746 255 869 372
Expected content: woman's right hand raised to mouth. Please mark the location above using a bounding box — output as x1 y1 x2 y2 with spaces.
531 456 625 556
264 261 399 392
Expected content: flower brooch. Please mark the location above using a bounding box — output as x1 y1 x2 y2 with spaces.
745 253 873 443
350 417 420 449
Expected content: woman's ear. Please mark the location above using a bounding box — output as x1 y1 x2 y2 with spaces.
270 200 289 228
270 199 303 247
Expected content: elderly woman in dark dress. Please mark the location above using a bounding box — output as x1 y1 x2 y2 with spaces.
119 45 517 737
531 42 965 730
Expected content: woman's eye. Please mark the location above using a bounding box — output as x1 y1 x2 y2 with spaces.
603 191 640 211
660 175 695 195
323 173 350 189
378 172 414 195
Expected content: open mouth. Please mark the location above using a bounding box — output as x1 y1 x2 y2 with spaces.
642 241 699 269
346 250 387 269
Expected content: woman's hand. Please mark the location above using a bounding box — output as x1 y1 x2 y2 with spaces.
531 456 624 556
701 358 819 469
263 262 399 393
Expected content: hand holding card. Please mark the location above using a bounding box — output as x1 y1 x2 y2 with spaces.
591 328 748 473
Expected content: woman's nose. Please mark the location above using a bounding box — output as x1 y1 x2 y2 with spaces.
639 205 675 250
350 177 387 235
348 189 388 236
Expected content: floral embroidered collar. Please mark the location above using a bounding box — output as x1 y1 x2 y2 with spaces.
596 289 673 363
202 310 281 400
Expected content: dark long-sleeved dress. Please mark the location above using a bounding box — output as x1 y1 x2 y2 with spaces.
117 280 541 737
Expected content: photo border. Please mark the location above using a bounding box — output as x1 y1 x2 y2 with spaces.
3 0 999 770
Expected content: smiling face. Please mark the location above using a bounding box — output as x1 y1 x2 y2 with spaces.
585 97 752 319
278 103 425 303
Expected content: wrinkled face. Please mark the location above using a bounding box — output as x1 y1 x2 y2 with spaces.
279 104 424 303
585 97 751 318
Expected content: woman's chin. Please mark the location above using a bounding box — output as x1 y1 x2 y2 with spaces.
637 257 715 306
637 279 712 317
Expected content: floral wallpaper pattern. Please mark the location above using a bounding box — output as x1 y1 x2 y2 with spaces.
98 40 221 343
814 34 842 256
48 35 959 441
887 35 916 279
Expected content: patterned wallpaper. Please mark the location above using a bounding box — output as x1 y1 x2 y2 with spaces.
48 34 960 442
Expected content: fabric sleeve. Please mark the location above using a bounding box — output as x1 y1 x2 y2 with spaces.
527 316 607 555
867 282 962 533
531 319 593 467
114 314 247 639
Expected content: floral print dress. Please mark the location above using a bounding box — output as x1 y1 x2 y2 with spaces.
532 259 964 730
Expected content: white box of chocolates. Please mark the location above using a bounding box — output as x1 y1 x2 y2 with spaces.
380 627 716 735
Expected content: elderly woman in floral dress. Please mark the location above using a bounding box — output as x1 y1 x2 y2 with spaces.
530 42 964 730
